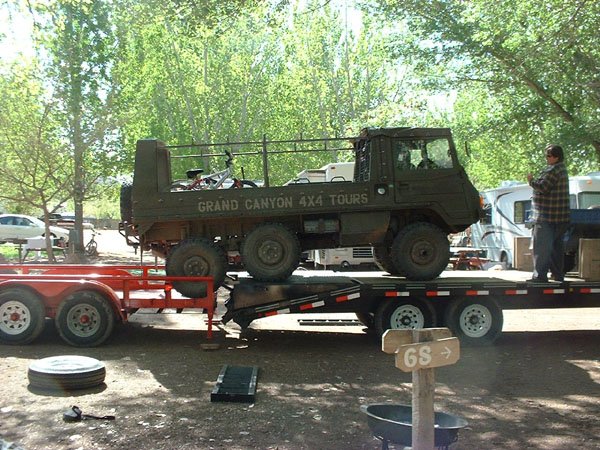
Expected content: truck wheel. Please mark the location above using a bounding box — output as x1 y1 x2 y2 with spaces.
391 222 449 280
374 298 436 336
55 290 115 347
119 182 133 223
444 297 503 345
355 312 375 329
166 238 227 297
373 246 399 274
242 223 300 281
0 289 45 345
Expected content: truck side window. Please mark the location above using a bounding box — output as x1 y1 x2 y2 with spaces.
394 142 416 171
417 138 453 169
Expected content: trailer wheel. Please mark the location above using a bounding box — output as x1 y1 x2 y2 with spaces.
0 289 45 345
28 355 106 391
55 290 115 347
391 222 449 280
444 297 503 345
166 238 227 297
374 298 436 336
242 223 300 281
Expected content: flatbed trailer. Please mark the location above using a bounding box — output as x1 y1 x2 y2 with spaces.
222 271 600 345
1 264 598 347
0 264 215 347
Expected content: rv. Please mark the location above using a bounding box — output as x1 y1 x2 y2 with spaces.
470 173 600 268
285 162 376 269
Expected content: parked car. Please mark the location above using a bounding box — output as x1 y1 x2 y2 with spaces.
42 212 95 230
0 214 70 244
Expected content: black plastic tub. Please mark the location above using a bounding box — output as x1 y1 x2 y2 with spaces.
361 403 468 449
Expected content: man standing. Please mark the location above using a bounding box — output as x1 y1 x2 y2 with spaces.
527 144 570 282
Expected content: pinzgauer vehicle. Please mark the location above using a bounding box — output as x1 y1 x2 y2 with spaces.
120 127 482 296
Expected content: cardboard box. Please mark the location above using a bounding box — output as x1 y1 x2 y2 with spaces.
579 239 600 281
514 236 533 271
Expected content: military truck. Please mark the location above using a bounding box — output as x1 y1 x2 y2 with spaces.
120 127 482 296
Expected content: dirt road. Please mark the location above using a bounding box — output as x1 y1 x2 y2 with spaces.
0 232 599 449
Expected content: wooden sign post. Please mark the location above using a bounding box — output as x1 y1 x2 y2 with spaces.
382 328 460 450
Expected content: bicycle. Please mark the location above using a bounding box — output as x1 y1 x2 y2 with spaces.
173 150 258 191
84 229 98 257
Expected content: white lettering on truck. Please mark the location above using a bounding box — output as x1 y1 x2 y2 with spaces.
198 199 239 213
244 197 293 210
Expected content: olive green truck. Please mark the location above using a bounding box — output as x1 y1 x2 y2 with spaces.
120 127 482 296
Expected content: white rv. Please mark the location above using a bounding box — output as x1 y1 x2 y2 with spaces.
470 173 600 267
288 162 376 269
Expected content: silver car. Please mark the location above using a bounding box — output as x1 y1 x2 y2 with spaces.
0 214 70 244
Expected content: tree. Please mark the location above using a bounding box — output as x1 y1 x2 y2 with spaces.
0 63 74 259
371 0 600 186
30 0 120 251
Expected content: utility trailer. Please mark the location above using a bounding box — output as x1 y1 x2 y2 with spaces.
0 264 215 347
222 272 600 345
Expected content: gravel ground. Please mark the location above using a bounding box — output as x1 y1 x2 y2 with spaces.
0 230 599 449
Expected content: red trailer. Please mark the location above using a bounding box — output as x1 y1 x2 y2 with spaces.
0 264 215 347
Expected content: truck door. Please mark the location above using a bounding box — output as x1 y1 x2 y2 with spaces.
391 137 472 220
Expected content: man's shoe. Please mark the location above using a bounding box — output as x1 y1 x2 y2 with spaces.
551 275 564 282
526 277 549 283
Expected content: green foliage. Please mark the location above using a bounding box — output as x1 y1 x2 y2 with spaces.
372 0 600 188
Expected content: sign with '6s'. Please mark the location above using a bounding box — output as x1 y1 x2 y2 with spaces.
395 337 460 372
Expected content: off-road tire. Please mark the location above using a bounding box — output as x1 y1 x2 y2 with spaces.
166 238 227 297
373 246 399 274
391 222 449 280
55 290 116 347
241 223 300 281
120 182 133 224
0 288 45 345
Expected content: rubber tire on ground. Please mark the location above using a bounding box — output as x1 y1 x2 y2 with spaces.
0 288 45 345
374 298 436 336
241 223 300 281
390 222 449 280
443 297 503 346
55 290 115 347
119 182 133 223
166 238 227 297
28 355 106 391
373 246 400 274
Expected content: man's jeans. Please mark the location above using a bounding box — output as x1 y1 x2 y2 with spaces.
532 222 569 280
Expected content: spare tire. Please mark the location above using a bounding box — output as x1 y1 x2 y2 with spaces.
28 355 106 391
120 182 133 224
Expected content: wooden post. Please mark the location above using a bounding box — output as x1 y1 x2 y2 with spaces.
412 329 435 450
382 328 460 450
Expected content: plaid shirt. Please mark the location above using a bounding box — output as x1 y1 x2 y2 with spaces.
529 161 570 223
